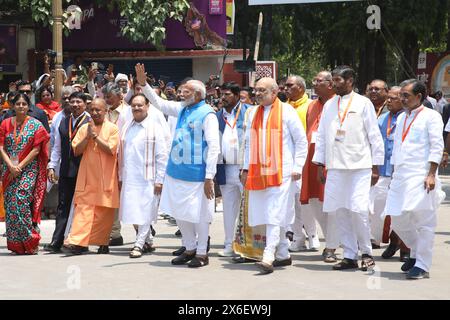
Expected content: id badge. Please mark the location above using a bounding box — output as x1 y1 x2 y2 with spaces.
11 155 19 166
335 129 346 142
311 131 318 144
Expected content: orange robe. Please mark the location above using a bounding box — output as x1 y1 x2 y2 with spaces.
67 120 120 247
300 99 325 204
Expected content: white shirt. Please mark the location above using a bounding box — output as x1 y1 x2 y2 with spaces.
142 83 220 179
48 111 89 170
437 97 448 115
243 102 307 175
426 96 438 110
221 104 240 165
391 106 443 168
313 91 384 169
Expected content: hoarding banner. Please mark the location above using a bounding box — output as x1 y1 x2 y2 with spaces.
249 0 361 5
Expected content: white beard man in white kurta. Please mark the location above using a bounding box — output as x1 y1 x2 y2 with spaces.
118 94 171 255
312 66 384 270
385 80 445 279
137 71 220 267
242 77 308 273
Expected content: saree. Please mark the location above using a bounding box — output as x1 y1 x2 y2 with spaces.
0 117 50 254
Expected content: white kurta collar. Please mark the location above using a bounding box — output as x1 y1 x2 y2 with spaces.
133 114 152 128
340 91 354 99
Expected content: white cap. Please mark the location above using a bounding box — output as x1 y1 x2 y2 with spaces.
115 73 128 83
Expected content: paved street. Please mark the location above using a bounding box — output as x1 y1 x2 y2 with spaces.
1 177 450 300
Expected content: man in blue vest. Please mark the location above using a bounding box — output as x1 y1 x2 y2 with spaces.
136 64 220 268
216 82 250 257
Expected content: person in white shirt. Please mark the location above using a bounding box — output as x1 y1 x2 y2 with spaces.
135 63 220 268
240 77 308 274
435 90 447 115
118 94 170 258
313 66 384 271
385 79 445 280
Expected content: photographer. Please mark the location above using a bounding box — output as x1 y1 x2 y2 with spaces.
65 55 88 86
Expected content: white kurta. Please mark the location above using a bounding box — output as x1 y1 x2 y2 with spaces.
385 107 445 216
313 91 384 213
142 84 220 224
119 113 170 225
243 102 308 227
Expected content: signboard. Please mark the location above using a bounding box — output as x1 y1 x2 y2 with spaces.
249 0 361 4
251 61 277 82
416 51 450 103
226 0 235 35
209 0 224 15
0 24 18 72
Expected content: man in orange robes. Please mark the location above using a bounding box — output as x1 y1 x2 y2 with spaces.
66 98 120 254
300 71 339 262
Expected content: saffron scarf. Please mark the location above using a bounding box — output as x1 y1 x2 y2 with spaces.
288 93 310 130
246 98 283 191
36 101 61 120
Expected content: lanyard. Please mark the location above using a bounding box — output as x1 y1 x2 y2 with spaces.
13 116 29 148
376 101 386 118
386 113 396 138
402 106 424 142
69 114 87 141
222 103 242 129
337 92 354 127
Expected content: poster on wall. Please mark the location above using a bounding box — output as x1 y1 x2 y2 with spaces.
0 24 18 72
226 0 235 35
210 0 224 15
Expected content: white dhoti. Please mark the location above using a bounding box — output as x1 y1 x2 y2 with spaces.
160 175 214 255
219 165 243 250
385 165 445 272
325 169 372 259
369 176 391 244
248 175 298 228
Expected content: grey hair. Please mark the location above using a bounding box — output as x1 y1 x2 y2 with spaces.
62 86 74 96
102 82 122 96
318 71 332 81
289 75 306 89
187 80 206 99
389 86 401 91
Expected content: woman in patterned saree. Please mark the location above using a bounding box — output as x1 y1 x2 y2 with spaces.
0 93 50 254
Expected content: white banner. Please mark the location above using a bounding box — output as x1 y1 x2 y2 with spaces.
249 0 361 5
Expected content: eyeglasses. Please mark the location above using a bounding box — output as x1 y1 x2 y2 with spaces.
62 96 70 101
312 79 330 85
254 88 268 93
368 87 384 92
19 90 32 94
400 92 413 98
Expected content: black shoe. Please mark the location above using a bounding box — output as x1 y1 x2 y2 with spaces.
150 225 156 237
371 240 381 249
97 245 109 254
172 246 186 256
109 236 123 246
171 251 196 265
381 242 400 259
188 255 209 268
399 251 410 262
332 258 358 270
43 243 61 253
174 229 182 237
272 257 292 267
207 236 211 253
406 266 430 279
67 245 88 255
285 231 294 242
401 258 416 273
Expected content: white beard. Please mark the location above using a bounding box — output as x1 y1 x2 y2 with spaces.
181 96 196 107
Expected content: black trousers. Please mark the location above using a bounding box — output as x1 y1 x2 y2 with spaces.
50 177 77 247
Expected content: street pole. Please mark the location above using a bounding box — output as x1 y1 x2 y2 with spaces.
52 0 64 101
249 12 263 87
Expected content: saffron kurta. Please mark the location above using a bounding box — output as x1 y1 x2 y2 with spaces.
300 99 326 204
67 120 120 247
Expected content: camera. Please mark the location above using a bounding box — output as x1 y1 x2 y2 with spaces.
211 75 220 80
46 49 57 58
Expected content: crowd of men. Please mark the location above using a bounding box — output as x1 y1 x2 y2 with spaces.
0 60 449 281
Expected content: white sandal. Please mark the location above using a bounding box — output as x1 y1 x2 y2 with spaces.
129 246 143 258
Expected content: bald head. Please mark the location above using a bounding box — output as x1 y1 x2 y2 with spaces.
255 77 279 106
313 71 334 101
285 75 307 101
91 98 107 125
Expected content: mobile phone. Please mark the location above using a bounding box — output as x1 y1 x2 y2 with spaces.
91 62 98 69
